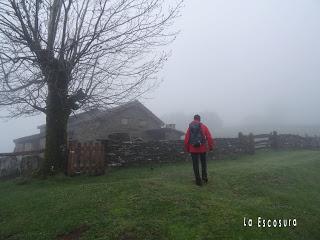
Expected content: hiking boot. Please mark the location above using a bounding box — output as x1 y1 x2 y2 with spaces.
196 179 203 186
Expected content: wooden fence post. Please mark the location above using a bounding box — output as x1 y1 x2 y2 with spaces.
96 142 105 175
248 133 255 154
238 132 245 153
76 143 81 173
67 142 76 176
93 144 98 174
270 131 279 150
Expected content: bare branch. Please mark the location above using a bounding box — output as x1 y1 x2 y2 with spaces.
0 0 183 118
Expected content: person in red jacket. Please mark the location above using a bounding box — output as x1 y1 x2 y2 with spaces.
184 114 214 186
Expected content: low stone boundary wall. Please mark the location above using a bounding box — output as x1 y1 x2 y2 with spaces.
2 131 320 178
104 140 187 167
102 132 320 167
103 137 249 167
0 152 43 179
277 134 320 149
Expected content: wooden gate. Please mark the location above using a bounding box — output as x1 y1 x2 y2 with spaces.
67 142 105 176
254 134 271 149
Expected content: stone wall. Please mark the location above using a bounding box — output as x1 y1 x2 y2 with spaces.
102 133 320 167
105 140 187 166
2 132 320 179
214 138 246 156
277 134 320 149
72 104 162 142
0 152 42 179
14 134 45 152
103 137 247 167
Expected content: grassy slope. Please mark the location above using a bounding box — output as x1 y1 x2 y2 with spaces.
0 150 319 240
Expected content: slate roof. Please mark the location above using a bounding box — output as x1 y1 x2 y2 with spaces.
13 133 45 143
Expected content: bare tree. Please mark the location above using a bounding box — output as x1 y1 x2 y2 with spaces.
0 0 183 175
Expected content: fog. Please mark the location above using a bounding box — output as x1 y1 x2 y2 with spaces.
1 0 320 152
147 0 320 135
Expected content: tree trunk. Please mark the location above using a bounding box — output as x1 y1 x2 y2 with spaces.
43 101 68 175
42 60 70 175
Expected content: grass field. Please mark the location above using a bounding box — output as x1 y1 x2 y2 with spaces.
0 150 320 240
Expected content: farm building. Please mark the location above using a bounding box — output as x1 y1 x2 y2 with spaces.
13 100 184 152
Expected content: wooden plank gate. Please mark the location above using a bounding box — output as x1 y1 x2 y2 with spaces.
67 142 105 176
254 134 271 149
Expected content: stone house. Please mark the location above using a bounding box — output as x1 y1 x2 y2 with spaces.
13 101 185 152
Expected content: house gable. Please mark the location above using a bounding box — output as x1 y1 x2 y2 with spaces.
13 100 169 152
70 101 164 141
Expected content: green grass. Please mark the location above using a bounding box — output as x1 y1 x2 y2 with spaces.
0 150 320 240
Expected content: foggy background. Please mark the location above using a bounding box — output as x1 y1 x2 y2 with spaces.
1 0 320 152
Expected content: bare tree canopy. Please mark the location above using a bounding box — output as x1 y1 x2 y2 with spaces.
0 0 182 117
0 0 182 174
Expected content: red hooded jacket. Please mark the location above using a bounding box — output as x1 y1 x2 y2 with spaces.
184 120 214 153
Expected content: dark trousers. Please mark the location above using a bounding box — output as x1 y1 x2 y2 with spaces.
191 153 207 181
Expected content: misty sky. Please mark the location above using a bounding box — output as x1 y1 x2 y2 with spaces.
1 0 320 152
